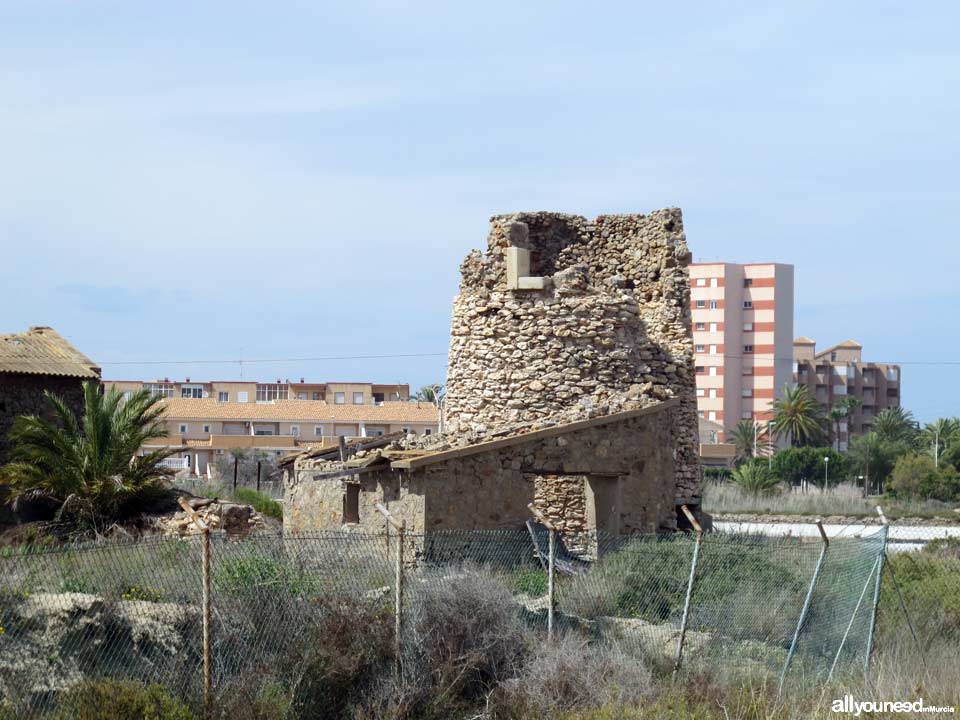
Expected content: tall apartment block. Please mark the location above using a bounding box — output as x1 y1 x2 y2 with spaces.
793 339 901 451
689 263 795 438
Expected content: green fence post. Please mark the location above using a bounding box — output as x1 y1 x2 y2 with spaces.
779 520 829 694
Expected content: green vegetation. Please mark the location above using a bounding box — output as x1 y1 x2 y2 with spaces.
771 385 825 447
52 679 196 720
0 381 176 532
887 453 960 502
232 487 283 520
769 447 848 488
730 460 779 496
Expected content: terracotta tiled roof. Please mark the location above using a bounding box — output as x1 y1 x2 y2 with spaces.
793 336 816 345
157 398 439 423
0 327 100 379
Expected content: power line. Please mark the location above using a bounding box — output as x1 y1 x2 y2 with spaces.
97 352 447 366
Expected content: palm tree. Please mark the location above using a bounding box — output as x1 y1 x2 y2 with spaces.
920 418 960 466
1 382 175 531
848 432 897 496
827 396 861 452
772 385 825 447
872 407 918 445
731 461 780 496
727 420 758 464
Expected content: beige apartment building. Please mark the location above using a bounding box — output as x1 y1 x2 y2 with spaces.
689 263 795 440
793 339 901 451
101 378 438 475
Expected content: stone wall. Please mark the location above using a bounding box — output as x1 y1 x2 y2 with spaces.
0 374 88 528
444 209 700 500
0 374 87 467
286 404 680 536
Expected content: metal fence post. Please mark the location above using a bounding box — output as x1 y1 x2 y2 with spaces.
527 504 556 639
864 510 889 677
674 505 704 674
375 503 405 665
178 497 213 719
779 519 829 694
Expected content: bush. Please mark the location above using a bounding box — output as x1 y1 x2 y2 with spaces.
492 636 652 717
771 447 849 488
731 461 780 497
53 679 196 720
887 453 960 501
232 488 283 521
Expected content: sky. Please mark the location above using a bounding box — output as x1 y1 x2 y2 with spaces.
2 1 958 421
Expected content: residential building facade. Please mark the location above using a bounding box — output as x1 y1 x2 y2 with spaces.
793 338 901 451
689 263 795 439
101 378 438 475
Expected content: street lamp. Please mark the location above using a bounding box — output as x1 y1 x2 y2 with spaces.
824 456 830 487
768 421 776 470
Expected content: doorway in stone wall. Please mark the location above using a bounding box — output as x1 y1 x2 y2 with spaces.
585 474 621 536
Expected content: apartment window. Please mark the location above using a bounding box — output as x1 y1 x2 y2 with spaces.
831 351 837 361
696 278 706 286
709 300 718 309
742 389 752 397
256 384 288 402
353 392 364 405
123 391 132 401
742 411 753 419
312 391 321 400
390 392 401 400
695 322 705 331
744 278 754 287
695 344 706 353
698 410 705 419
237 391 249 402
695 366 705 374
709 388 717 399
886 368 899 381
710 322 718 332
834 366 848 378
696 388 705 397
710 344 718 355
425 428 432 435
144 382 174 398
179 424 188 434
743 301 753 309
743 322 753 332
709 366 718 376
290 425 300 437
743 366 753 375
255 429 274 436
710 278 718 288
343 485 360 524
743 345 754 354
314 426 324 436
181 385 204 398
373 392 385 403
708 410 717 421
218 391 229 402
335 392 346 404
296 392 307 400
696 300 706 308
203 424 211 433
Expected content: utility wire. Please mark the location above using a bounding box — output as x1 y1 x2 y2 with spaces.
96 352 448 365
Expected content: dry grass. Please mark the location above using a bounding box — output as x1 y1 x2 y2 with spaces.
704 482 959 519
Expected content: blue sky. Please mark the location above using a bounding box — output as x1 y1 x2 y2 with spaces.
2 1 958 421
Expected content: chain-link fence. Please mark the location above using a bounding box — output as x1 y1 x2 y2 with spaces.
0 517 953 718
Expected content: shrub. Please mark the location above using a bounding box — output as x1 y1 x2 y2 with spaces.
231 488 283 521
409 566 534 711
53 679 196 720
887 453 960 501
731 461 780 497
492 636 652 717
770 447 848 488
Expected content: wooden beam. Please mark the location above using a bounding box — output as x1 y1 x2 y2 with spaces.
391 400 679 470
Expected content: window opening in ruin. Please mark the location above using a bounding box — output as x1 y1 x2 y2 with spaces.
343 484 360 524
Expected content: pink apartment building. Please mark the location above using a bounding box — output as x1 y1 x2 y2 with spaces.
689 263 795 440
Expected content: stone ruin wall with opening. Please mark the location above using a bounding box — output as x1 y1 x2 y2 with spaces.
443 209 700 501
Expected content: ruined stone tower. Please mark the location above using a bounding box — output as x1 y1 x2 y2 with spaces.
444 209 700 500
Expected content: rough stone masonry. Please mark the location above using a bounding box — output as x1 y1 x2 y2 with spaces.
443 209 700 501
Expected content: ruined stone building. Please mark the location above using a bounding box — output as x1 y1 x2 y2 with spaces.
284 209 701 540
